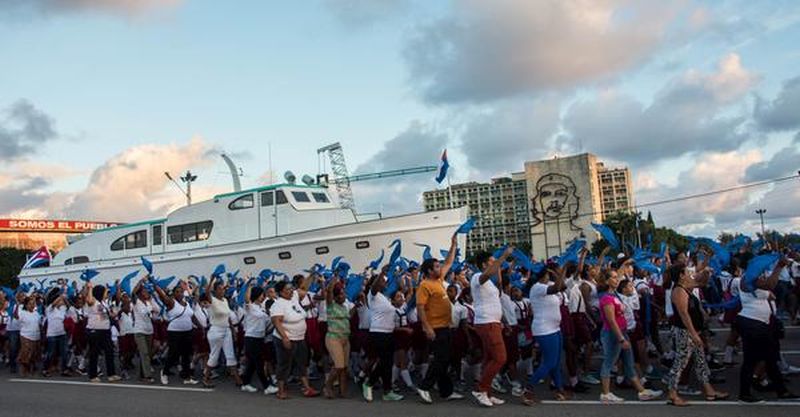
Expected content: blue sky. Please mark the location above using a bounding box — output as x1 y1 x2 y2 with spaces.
1 0 799 238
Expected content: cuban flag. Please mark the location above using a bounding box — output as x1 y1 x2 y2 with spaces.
435 149 449 184
22 246 51 269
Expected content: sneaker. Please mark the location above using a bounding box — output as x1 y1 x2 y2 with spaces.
489 396 505 405
472 391 494 407
738 394 765 404
782 365 800 376
446 392 464 401
362 383 373 402
491 378 508 394
183 378 199 385
638 389 663 401
511 384 525 397
107 375 121 383
89 377 101 383
580 374 601 385
264 385 279 395
160 371 169 385
417 388 433 404
241 384 258 393
382 391 404 401
600 392 625 404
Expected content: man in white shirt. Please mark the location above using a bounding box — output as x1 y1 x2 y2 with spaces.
470 247 513 407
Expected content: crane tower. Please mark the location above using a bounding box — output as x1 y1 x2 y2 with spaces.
317 142 355 209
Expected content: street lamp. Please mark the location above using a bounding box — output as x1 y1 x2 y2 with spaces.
755 208 766 237
165 170 197 206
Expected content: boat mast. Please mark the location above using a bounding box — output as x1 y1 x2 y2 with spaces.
221 153 242 192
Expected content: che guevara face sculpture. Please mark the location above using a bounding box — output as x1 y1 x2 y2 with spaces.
531 173 580 230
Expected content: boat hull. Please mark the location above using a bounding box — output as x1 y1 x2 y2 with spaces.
18 208 467 286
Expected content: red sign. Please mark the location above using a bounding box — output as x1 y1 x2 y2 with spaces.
0 219 122 233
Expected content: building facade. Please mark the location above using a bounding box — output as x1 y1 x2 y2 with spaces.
596 162 634 216
423 173 529 254
423 153 633 258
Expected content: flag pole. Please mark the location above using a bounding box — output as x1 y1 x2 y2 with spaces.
447 174 454 209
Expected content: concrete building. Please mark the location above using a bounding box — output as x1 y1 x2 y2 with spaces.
423 173 529 254
422 153 634 258
597 162 634 216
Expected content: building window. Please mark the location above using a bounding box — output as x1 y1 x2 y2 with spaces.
312 192 330 203
167 221 214 244
355 241 370 249
278 251 292 260
65 256 90 265
153 225 163 246
229 194 254 210
111 230 147 251
315 246 330 255
292 191 311 203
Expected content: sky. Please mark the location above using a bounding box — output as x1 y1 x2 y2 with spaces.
1 0 799 239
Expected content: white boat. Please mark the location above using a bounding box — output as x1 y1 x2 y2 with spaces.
18 181 467 286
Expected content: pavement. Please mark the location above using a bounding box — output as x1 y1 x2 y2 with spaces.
2 326 800 417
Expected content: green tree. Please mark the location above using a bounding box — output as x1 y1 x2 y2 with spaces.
0 247 28 288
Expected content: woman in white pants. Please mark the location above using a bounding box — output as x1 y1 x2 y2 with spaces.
204 277 243 387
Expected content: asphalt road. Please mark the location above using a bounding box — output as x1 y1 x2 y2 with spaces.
2 326 800 417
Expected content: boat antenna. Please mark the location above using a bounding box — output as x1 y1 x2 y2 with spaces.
220 153 242 192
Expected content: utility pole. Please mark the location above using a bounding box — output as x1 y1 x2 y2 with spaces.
755 208 767 237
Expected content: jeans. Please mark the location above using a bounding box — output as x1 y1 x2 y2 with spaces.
7 330 20 373
46 334 69 372
134 333 154 378
528 331 562 389
600 329 636 379
87 329 116 379
738 316 787 397
475 323 507 393
419 328 453 398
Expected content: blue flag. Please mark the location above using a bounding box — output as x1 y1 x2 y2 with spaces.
120 270 139 296
591 223 620 250
388 239 402 267
369 250 385 270
80 269 99 282
156 276 176 290
414 243 432 261
435 149 449 184
456 217 476 234
212 264 226 278
345 274 364 302
742 253 780 291
141 257 153 275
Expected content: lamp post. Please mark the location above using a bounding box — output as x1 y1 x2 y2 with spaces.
755 208 766 238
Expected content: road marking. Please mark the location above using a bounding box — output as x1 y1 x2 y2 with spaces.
539 400 800 406
8 378 213 393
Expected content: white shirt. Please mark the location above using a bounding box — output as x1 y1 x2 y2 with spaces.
357 303 371 330
19 309 42 341
450 301 467 328
118 311 134 336
45 305 67 337
270 292 307 341
368 291 396 333
739 288 772 324
6 304 21 332
166 302 194 332
244 303 269 338
621 294 638 331
567 285 585 314
470 273 503 325
530 282 561 336
500 293 518 326
209 296 231 329
85 301 112 330
194 306 210 329
133 300 157 335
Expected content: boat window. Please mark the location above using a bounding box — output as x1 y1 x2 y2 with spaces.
275 190 288 205
278 251 292 260
315 246 329 255
355 241 370 249
167 221 214 244
261 191 274 207
153 225 163 245
65 256 89 265
312 192 330 203
229 194 254 210
111 230 147 251
292 191 310 203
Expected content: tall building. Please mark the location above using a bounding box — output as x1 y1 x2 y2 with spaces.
596 162 634 216
423 173 529 254
423 153 634 258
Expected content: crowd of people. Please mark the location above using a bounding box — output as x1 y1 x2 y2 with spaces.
1 232 799 407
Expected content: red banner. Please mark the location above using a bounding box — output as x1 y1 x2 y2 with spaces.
0 219 121 233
